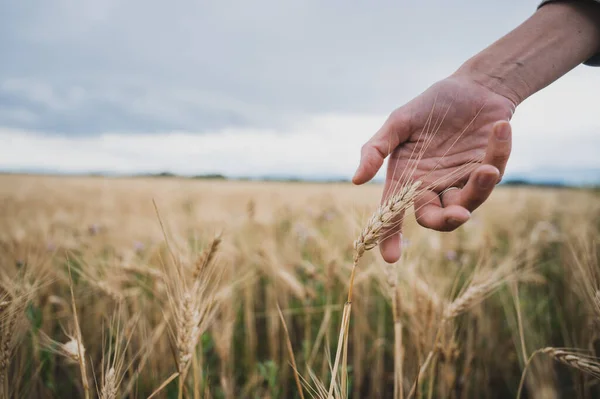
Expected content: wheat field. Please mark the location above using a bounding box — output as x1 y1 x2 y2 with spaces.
0 174 598 399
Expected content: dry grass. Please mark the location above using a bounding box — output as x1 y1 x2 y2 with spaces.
0 174 598 398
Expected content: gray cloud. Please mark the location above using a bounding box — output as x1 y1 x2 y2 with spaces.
0 78 275 134
0 0 539 136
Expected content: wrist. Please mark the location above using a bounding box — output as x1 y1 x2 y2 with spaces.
453 2 600 106
452 58 525 107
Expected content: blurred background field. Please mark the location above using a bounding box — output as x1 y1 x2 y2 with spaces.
0 174 598 398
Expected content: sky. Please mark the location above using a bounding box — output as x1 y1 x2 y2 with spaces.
0 0 599 183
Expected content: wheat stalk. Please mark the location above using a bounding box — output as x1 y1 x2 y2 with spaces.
408 269 512 398
277 303 306 399
326 180 422 397
327 302 352 398
67 262 90 399
595 290 600 319
393 285 404 399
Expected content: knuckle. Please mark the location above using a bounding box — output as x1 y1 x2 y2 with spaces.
360 143 370 156
360 149 382 173
362 141 387 163
461 193 482 212
416 217 431 229
491 153 510 165
388 109 407 127
371 141 387 160
464 199 482 213
389 109 402 121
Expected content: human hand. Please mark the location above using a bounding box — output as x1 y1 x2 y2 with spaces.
353 75 515 263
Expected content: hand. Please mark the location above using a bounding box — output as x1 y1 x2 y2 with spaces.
352 75 515 263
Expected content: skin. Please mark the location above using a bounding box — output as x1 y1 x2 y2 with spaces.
353 2 600 263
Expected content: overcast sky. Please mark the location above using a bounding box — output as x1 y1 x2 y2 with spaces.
1 0 598 183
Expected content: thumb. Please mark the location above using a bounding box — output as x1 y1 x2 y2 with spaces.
352 111 410 185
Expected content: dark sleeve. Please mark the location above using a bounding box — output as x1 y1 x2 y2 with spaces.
538 0 600 66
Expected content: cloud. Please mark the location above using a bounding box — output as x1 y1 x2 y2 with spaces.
508 67 600 173
0 114 373 177
0 0 598 183
1 90 598 183
0 77 292 134
0 0 537 135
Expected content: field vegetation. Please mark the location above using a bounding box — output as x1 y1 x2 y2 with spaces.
0 174 598 398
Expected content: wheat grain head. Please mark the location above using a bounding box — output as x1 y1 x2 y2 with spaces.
353 181 422 264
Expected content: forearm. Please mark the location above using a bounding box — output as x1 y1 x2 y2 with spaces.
454 2 600 106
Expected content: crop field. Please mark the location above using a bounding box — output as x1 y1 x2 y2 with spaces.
0 174 598 398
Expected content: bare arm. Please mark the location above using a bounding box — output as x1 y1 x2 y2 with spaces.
455 2 600 106
353 1 600 263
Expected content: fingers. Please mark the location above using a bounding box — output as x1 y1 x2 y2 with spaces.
378 176 406 264
482 120 512 182
448 164 500 212
352 110 411 185
414 190 471 232
379 210 404 263
446 120 511 212
416 120 512 232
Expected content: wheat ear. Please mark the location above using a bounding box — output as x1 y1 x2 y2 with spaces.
0 288 15 391
0 314 16 392
152 203 221 399
193 234 222 279
98 308 135 399
408 274 509 399
175 260 221 398
100 368 117 399
353 180 422 264
326 181 421 397
541 348 600 376
442 278 504 321
326 180 421 397
517 348 600 398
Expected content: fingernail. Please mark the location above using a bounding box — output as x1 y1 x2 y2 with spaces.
448 211 470 226
478 173 495 189
495 123 510 141
447 217 461 226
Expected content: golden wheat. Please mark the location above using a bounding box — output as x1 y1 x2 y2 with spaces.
0 174 598 398
541 348 600 377
100 367 117 399
517 348 600 398
353 181 422 264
